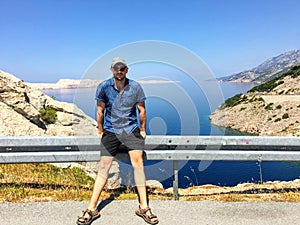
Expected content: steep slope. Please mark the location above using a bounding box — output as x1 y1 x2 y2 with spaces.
210 66 300 136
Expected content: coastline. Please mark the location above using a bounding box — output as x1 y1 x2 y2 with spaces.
26 79 101 90
26 79 180 90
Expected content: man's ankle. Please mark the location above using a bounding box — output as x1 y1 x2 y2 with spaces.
88 206 97 211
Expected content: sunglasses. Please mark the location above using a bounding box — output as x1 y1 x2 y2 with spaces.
113 65 127 72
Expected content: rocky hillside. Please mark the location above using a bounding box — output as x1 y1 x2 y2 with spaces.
220 49 300 83
210 65 300 136
0 70 97 136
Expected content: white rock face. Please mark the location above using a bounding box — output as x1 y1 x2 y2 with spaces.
0 70 97 136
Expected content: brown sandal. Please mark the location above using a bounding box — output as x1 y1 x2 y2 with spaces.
76 209 101 225
135 206 159 225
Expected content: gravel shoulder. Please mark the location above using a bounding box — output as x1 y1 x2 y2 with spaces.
1 200 300 225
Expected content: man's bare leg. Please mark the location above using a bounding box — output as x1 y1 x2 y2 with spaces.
128 150 158 223
87 156 114 211
128 150 147 207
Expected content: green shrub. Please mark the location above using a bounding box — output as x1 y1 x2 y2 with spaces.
249 97 255 102
276 105 282 109
220 93 246 109
274 118 281 122
264 103 274 110
239 107 247 111
282 113 289 119
248 78 284 93
257 97 264 101
277 80 284 85
248 65 300 93
290 65 300 78
39 106 57 124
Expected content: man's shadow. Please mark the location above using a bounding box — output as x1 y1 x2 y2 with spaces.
96 193 118 212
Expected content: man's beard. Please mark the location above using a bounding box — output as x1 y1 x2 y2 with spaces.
115 75 126 81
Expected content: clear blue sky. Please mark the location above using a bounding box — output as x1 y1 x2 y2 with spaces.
1 0 299 82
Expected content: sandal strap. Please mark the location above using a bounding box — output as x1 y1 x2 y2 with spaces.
78 209 99 223
139 206 151 214
146 213 157 219
138 206 157 218
136 206 158 224
78 210 91 222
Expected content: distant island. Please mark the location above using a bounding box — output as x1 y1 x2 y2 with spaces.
27 79 178 90
26 79 101 90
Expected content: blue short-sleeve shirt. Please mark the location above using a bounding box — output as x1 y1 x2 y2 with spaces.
95 77 146 134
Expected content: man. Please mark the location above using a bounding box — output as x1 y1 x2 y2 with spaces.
77 57 158 225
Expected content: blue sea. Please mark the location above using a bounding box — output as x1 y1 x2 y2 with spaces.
43 81 300 188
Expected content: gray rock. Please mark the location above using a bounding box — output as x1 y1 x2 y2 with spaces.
146 180 164 189
0 70 97 136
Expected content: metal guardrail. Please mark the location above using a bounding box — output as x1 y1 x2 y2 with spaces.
1 136 300 199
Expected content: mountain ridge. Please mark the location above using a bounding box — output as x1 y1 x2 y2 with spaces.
219 49 300 83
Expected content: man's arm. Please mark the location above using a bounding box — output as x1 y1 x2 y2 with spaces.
137 101 146 138
96 101 105 138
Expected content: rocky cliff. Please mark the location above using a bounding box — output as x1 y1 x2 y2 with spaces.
0 70 97 136
220 49 300 83
210 66 300 136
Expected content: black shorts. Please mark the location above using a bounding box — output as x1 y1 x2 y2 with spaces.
100 128 145 157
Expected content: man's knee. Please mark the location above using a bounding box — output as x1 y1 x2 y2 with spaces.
131 157 144 168
97 157 113 174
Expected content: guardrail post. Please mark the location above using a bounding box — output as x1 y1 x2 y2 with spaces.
173 160 179 200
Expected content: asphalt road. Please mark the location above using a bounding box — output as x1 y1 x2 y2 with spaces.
1 200 300 225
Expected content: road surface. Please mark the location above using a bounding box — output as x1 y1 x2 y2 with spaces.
1 200 300 225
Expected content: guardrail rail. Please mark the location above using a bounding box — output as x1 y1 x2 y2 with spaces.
1 136 300 199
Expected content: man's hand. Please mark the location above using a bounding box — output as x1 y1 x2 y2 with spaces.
98 131 103 139
140 131 146 139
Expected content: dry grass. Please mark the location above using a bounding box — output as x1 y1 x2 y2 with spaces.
180 192 300 202
0 163 95 202
1 164 300 203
